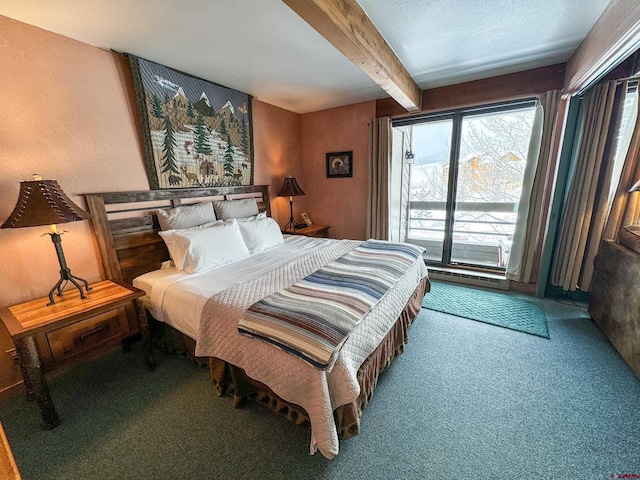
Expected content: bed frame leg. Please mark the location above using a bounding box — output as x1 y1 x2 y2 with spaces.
134 299 156 371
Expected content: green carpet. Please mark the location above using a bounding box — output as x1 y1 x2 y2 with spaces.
3 301 640 479
422 281 549 338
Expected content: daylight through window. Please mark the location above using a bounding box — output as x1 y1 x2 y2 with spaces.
393 100 537 271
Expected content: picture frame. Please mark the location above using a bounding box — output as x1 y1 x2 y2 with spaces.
326 151 353 178
128 55 254 189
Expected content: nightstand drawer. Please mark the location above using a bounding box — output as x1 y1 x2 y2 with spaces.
46 306 130 363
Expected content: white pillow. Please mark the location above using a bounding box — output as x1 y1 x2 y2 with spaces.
238 217 285 254
159 220 249 273
157 202 216 231
157 220 222 266
236 211 268 222
213 198 259 220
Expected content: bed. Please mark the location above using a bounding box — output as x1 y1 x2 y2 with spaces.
84 185 429 458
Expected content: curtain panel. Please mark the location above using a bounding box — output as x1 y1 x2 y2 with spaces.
507 90 564 283
552 80 627 292
367 117 391 240
603 91 640 239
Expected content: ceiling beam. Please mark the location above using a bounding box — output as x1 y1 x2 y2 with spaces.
282 0 422 113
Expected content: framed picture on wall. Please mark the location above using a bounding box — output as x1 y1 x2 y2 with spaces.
326 151 353 178
128 55 254 189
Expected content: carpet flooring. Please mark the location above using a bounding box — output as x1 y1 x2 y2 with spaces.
423 281 549 338
1 295 639 479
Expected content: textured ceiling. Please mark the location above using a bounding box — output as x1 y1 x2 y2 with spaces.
0 0 611 113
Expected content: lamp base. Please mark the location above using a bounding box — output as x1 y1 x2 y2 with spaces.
283 221 308 232
47 270 92 306
47 233 91 306
283 198 297 232
283 220 296 232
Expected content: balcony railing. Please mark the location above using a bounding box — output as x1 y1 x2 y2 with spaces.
405 200 518 268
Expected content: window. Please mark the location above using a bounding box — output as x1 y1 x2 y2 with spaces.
393 100 537 271
608 80 638 204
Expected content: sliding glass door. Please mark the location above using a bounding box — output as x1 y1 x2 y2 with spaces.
398 119 453 262
395 101 536 271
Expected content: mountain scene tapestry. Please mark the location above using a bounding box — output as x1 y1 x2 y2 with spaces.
129 55 253 189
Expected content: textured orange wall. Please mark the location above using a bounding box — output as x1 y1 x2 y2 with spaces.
252 100 302 227
300 101 376 240
0 16 149 308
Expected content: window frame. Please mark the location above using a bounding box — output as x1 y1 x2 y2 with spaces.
392 98 538 271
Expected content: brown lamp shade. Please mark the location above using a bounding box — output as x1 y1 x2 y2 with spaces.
277 176 305 197
1 179 90 229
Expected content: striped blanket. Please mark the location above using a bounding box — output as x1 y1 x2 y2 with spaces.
238 240 424 370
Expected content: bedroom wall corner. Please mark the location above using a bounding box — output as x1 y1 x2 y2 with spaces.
300 101 377 240
252 100 303 227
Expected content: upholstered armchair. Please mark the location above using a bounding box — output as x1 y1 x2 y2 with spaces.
589 225 640 379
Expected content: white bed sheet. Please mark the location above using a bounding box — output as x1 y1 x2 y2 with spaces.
132 235 332 339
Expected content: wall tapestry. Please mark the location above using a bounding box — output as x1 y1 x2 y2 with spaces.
129 55 254 189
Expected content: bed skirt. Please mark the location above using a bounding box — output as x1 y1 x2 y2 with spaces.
208 275 429 440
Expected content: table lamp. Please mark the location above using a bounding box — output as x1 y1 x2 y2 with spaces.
277 175 305 232
1 176 92 305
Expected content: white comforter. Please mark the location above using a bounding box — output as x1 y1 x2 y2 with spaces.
134 236 428 458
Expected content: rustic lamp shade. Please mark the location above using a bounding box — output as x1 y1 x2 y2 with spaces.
1 180 91 229
277 176 305 232
1 178 92 305
277 176 306 198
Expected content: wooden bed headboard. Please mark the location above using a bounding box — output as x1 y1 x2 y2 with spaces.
85 185 271 285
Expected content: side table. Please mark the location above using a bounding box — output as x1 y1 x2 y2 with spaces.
0 280 154 429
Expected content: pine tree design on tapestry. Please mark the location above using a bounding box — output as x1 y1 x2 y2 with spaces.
130 56 254 189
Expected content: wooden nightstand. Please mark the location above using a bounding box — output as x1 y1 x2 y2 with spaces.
0 280 155 429
284 225 330 238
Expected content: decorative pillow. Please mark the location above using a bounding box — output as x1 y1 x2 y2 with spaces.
619 224 640 255
238 217 285 254
156 202 216 231
213 198 259 220
158 220 249 273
